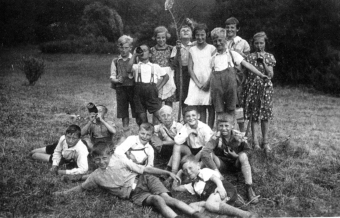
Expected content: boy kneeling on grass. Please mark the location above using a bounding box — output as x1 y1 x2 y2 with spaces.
172 155 258 218
53 142 207 218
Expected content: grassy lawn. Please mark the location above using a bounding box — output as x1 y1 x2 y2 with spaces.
1 47 339 217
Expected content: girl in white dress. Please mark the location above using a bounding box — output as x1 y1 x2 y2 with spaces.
185 23 216 128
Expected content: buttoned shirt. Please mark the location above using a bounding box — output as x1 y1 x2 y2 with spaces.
212 50 244 71
129 61 166 84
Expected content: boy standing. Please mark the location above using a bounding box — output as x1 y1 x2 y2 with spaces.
201 119 259 204
54 142 206 218
127 45 169 125
110 35 137 136
172 106 213 174
115 123 155 167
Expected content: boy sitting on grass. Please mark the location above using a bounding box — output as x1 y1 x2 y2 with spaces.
172 106 213 175
30 124 89 175
114 123 155 167
201 119 259 204
81 103 116 151
172 155 257 218
53 142 207 218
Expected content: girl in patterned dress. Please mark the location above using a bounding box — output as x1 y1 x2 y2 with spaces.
243 32 276 153
150 26 176 107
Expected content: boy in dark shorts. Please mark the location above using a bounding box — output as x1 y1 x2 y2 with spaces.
30 125 89 175
172 155 257 217
127 44 169 125
201 119 259 204
172 106 213 174
110 35 137 136
53 142 207 218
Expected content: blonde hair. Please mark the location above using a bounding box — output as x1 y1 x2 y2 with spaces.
253 31 268 40
159 105 173 116
117 35 133 47
211 27 226 39
152 26 171 40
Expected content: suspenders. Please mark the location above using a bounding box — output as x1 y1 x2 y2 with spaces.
137 63 155 83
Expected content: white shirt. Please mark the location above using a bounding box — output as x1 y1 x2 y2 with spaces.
174 121 213 149
211 50 244 71
226 36 250 57
114 135 154 166
130 62 166 83
52 135 89 175
110 53 132 79
184 168 220 195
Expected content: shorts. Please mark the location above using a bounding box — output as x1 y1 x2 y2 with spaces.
210 68 238 112
134 83 162 114
130 174 170 206
216 155 240 173
116 86 136 118
188 145 202 156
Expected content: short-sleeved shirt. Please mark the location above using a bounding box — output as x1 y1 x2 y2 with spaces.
114 135 154 166
212 50 244 71
154 121 183 142
226 36 250 57
170 41 196 66
183 168 219 195
81 155 145 198
130 62 166 84
174 121 213 149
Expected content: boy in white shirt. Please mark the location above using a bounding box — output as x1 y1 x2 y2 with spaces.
127 44 169 125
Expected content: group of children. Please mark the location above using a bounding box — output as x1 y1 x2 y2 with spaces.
29 17 277 218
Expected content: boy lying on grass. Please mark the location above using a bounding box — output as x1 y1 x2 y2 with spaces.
53 142 207 218
172 155 258 218
30 124 89 175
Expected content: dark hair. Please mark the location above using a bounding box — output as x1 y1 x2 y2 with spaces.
92 142 112 157
193 23 209 39
183 106 198 116
180 154 198 169
139 122 154 133
225 17 240 29
65 124 81 138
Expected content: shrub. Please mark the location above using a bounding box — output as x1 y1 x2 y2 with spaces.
19 56 45 86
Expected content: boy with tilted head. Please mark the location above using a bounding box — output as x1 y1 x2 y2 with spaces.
54 142 207 218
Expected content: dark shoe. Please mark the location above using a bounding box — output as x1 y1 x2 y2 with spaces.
247 185 259 204
191 211 210 218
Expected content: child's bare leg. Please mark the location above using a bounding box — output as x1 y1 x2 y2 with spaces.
32 153 51 162
238 121 245 132
238 153 252 185
171 144 191 174
198 106 207 124
30 147 47 155
152 110 161 125
144 195 177 218
207 105 215 129
138 113 148 125
225 109 236 126
189 201 206 213
261 119 270 151
122 117 129 128
251 121 260 149
160 193 197 216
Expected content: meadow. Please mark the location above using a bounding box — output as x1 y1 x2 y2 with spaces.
0 47 340 217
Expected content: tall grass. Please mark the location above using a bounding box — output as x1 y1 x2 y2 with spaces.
0 47 339 217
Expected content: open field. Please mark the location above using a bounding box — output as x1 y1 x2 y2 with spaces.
1 47 340 217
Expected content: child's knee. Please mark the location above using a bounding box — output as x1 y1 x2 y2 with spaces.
148 195 166 207
238 152 249 164
205 199 220 212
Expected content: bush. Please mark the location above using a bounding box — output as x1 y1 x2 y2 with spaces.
19 56 45 86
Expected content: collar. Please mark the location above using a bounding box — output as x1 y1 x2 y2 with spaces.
138 61 153 66
117 53 132 61
162 121 176 129
228 36 242 44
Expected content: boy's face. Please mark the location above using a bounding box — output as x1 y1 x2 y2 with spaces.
138 128 153 145
139 45 151 61
218 121 233 137
182 161 200 180
195 29 206 45
212 34 226 52
160 109 173 126
185 110 199 127
89 112 98 123
156 32 167 47
180 27 192 39
65 133 80 148
118 42 132 58
225 24 238 39
96 106 106 118
93 153 111 169
254 37 266 52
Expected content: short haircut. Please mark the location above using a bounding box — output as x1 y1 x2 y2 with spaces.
225 17 240 29
153 26 171 40
139 122 154 133
140 44 150 52
96 105 108 115
180 154 198 168
211 27 226 39
118 35 133 47
193 23 209 38
65 124 81 138
251 31 269 51
216 118 230 125
92 141 112 157
183 106 198 116
181 24 193 32
159 105 173 115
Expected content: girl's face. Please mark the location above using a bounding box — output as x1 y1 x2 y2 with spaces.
180 27 192 39
225 24 238 39
195 30 207 45
254 37 266 52
156 32 167 47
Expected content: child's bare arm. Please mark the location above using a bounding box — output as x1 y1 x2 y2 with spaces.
262 62 274 78
210 174 226 199
241 60 268 79
98 117 116 135
172 170 187 191
156 74 169 91
81 121 92 136
144 166 181 183
53 185 83 196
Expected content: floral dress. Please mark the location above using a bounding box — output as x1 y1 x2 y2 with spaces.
243 52 276 122
150 45 176 101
